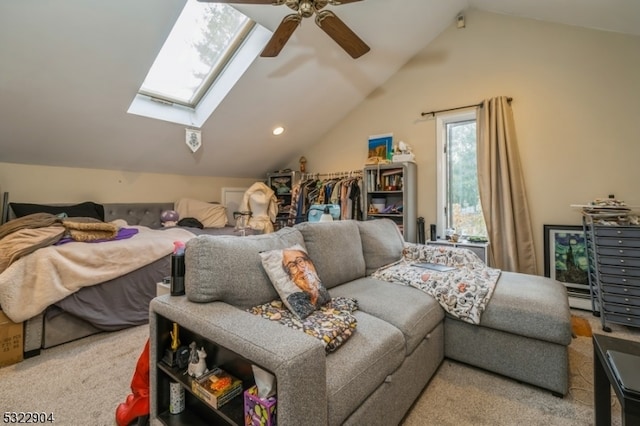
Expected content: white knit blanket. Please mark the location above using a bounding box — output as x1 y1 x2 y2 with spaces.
0 226 194 323
372 243 501 324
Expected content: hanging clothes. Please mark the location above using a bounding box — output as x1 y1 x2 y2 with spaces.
289 173 363 223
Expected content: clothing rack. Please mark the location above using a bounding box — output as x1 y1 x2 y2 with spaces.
420 97 513 118
301 170 363 181
291 171 364 224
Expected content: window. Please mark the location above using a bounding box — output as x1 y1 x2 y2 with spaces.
140 1 253 108
128 1 271 127
436 111 488 239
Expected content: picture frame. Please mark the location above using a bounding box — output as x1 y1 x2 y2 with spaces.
221 187 248 225
368 133 393 162
543 224 589 292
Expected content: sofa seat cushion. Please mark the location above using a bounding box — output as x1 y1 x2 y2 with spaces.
325 311 405 426
294 221 366 289
467 271 572 345
329 277 443 355
247 297 358 353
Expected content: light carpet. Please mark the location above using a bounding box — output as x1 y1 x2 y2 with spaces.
403 309 640 426
0 309 638 426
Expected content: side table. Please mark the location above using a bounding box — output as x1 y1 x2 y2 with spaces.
426 240 490 265
593 334 640 425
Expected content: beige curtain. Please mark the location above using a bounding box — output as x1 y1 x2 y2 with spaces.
477 96 537 274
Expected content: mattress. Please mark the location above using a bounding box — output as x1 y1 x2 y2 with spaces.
7 201 253 353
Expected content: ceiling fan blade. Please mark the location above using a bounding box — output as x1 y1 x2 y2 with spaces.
197 1 280 4
315 10 370 59
327 0 363 4
261 14 302 57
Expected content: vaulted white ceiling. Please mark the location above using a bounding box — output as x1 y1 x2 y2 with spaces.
1 0 638 177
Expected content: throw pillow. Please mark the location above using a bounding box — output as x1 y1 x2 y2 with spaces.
174 198 227 228
259 244 330 319
10 201 105 221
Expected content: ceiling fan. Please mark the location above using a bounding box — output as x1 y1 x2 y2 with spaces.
198 0 370 59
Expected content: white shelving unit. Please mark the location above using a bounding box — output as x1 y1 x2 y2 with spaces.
363 162 417 243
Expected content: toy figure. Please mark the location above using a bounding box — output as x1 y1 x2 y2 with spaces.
187 342 208 378
161 210 179 227
170 322 180 352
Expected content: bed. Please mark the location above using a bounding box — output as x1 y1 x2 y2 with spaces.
0 200 249 356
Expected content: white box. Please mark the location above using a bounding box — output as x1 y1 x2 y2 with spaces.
392 153 415 163
156 282 171 297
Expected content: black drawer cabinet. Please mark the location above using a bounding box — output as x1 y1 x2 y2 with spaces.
584 214 640 332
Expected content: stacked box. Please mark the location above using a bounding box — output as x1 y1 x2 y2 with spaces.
0 310 23 368
191 367 242 409
244 385 277 426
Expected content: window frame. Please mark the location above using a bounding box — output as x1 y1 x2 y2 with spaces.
137 16 256 109
127 8 271 128
435 109 484 239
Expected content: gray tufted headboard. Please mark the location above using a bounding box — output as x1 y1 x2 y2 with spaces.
5 201 175 229
102 203 174 228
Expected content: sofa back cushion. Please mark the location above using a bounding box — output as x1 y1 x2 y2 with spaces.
294 221 366 289
185 226 305 308
357 219 405 275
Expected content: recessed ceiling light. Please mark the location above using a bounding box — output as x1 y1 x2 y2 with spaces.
272 126 285 136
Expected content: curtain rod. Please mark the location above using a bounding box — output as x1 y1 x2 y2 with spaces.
420 97 512 117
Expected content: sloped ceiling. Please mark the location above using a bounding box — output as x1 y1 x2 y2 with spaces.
1 0 639 177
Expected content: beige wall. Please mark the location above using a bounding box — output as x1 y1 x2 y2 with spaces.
289 10 640 274
0 162 258 204
3 10 640 275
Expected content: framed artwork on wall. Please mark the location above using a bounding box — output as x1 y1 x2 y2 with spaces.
367 133 393 162
543 224 589 292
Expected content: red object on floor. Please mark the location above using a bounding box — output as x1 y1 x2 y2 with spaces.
116 339 150 426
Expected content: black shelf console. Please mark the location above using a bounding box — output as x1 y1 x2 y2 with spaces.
153 313 261 425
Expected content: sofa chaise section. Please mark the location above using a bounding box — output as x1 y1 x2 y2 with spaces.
445 271 572 396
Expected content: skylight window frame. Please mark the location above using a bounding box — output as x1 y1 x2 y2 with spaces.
128 5 271 128
136 3 256 110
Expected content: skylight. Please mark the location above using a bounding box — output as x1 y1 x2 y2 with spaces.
128 1 271 127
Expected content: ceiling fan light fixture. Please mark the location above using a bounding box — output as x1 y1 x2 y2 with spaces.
299 0 314 18
314 0 329 10
204 0 369 58
272 126 285 136
284 0 299 11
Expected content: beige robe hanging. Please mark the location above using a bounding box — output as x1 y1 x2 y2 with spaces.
240 182 278 234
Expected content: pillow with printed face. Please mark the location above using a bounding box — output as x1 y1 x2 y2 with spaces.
260 244 331 319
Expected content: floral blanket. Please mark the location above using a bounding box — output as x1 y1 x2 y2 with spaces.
247 297 358 353
371 243 501 324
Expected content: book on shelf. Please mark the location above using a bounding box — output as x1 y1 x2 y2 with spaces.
380 168 402 176
191 367 243 409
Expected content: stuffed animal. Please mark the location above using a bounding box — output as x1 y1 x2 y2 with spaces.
161 210 179 227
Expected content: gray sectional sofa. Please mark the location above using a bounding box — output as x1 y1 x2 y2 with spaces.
149 219 572 425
